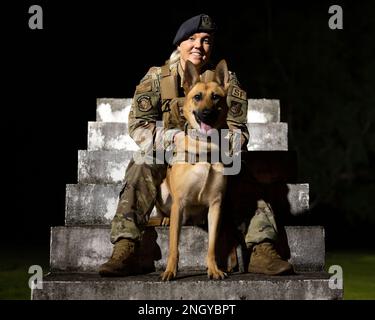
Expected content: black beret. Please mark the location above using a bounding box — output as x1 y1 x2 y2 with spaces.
173 14 217 46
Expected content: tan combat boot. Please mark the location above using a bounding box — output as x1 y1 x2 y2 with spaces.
99 238 140 277
248 242 294 275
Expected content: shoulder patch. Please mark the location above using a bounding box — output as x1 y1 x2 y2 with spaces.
137 95 152 112
230 86 247 100
229 101 243 117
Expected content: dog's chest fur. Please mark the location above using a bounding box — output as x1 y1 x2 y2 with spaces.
171 162 226 206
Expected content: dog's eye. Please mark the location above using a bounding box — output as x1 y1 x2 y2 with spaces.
211 93 221 101
193 93 202 101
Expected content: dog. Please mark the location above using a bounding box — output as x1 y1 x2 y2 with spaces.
160 59 230 281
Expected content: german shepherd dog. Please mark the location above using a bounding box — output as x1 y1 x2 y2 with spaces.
161 60 230 281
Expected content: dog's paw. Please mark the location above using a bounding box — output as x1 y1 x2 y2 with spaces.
207 268 228 280
160 270 176 281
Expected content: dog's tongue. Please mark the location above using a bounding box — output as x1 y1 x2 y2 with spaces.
200 121 213 134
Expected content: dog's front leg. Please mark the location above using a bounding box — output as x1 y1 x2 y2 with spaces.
207 200 227 280
161 200 182 281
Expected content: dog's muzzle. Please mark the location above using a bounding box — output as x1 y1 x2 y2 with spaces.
194 108 219 126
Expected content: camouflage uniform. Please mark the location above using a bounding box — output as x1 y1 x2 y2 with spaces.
110 61 278 249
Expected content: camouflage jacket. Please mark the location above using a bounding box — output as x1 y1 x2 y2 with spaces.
128 61 249 153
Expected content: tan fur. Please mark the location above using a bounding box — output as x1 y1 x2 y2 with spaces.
161 60 230 281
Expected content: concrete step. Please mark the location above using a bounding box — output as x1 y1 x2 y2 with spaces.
97 98 280 124
87 122 288 151
88 122 137 151
77 150 298 184
32 271 342 300
77 149 134 184
247 123 287 151
50 226 324 273
87 122 287 151
65 183 309 225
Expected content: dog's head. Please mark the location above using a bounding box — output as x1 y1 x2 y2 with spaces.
183 60 230 135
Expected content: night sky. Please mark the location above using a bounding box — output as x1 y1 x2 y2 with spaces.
8 0 375 249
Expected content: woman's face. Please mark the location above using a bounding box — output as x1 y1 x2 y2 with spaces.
178 32 213 71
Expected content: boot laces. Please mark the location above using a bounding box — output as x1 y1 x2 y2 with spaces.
111 240 134 260
258 243 281 259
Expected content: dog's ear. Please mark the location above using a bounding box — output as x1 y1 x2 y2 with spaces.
214 59 230 90
183 60 200 94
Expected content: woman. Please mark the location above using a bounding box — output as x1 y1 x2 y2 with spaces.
99 14 292 277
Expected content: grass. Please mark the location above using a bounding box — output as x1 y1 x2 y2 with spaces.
325 250 375 300
0 246 49 300
0 246 374 299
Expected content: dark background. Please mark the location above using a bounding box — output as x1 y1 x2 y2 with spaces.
8 0 375 250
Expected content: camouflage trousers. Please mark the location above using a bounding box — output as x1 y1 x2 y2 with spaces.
110 158 278 247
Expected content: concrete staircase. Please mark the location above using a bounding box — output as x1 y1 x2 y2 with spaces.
31 98 343 300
